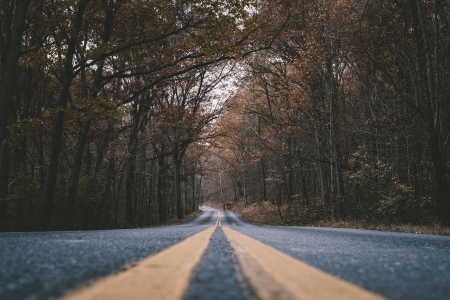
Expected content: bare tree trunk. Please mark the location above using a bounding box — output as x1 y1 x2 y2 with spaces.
158 154 167 224
314 121 328 205
0 0 31 146
67 120 91 229
114 168 125 228
191 173 196 213
43 0 90 230
147 160 154 225
277 184 283 221
301 170 309 207
0 144 10 218
261 157 267 199
0 0 32 214
125 162 135 227
328 59 342 220
125 105 139 227
243 166 248 207
410 0 450 224
174 152 183 219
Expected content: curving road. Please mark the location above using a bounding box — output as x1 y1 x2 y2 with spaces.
1 207 449 299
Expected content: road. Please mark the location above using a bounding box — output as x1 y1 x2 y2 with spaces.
0 207 449 299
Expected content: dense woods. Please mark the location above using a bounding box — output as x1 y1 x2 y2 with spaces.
0 0 449 231
204 0 450 227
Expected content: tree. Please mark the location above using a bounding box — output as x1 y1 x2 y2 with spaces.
0 0 32 217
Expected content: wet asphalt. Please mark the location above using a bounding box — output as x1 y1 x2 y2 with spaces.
1 208 450 300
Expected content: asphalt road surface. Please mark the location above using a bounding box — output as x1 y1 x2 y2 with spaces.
1 207 449 299
0 212 215 300
221 211 450 300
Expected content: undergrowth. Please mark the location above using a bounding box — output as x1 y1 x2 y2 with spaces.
203 200 450 236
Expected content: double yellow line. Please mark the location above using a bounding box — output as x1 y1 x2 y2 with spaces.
216 210 222 227
223 227 385 300
62 211 385 300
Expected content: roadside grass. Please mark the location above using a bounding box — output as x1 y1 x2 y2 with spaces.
203 200 450 236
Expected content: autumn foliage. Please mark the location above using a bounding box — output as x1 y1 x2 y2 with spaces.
1 0 450 231
204 0 450 227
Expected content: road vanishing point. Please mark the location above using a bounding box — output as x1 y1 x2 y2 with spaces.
1 206 449 300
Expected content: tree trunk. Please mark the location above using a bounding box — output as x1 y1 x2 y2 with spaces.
301 170 309 207
158 154 167 224
410 0 450 224
174 153 183 219
328 59 342 220
0 0 32 147
0 144 10 218
277 184 283 221
261 157 267 199
243 166 248 207
125 104 140 227
67 120 91 229
0 0 31 212
42 0 90 230
125 162 135 227
191 173 196 213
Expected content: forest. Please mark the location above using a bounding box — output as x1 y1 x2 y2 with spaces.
1 0 449 231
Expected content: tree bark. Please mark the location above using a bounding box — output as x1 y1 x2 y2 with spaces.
191 173 196 213
125 162 135 227
0 0 31 147
174 152 183 219
67 120 91 229
157 154 167 224
125 102 140 227
43 0 90 230
0 0 32 210
328 59 342 220
410 0 450 225
0 144 10 218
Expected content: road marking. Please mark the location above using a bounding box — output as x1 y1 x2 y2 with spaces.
61 226 216 300
226 229 295 300
223 226 387 300
218 211 222 227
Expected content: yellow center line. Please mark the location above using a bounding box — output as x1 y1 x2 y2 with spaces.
61 226 216 300
223 226 387 300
